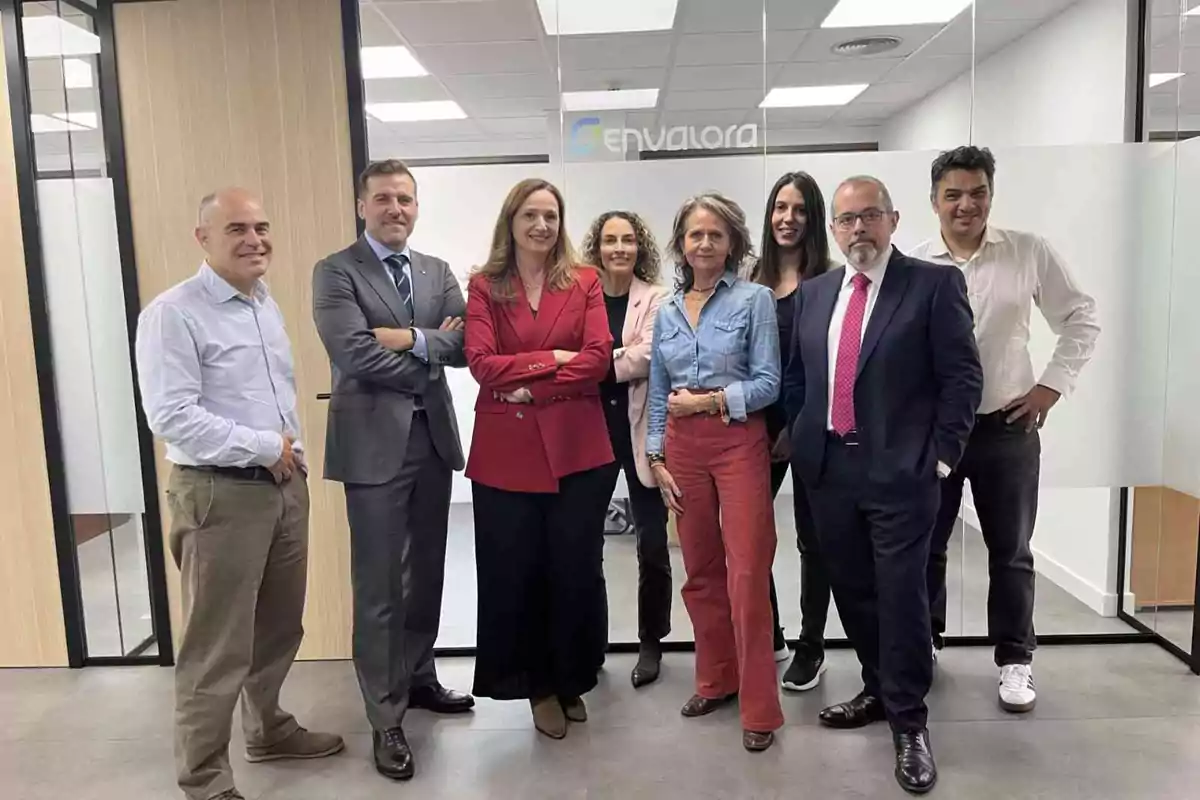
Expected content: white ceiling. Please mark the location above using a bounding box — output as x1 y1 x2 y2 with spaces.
360 0 1087 159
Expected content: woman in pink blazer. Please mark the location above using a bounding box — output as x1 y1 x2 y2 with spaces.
581 211 671 688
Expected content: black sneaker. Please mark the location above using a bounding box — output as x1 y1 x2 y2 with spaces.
781 651 826 692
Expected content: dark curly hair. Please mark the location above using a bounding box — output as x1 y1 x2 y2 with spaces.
931 145 997 196
580 210 662 284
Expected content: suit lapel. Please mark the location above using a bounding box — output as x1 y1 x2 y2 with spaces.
350 238 409 326
531 279 572 348
408 250 438 327
623 278 649 347
814 268 843 405
857 251 910 378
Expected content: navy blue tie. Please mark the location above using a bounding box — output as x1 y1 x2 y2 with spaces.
385 254 414 320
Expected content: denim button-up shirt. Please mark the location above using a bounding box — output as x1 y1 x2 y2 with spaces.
646 270 780 456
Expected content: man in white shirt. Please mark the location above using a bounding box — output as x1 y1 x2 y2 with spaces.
911 147 1100 714
136 189 344 800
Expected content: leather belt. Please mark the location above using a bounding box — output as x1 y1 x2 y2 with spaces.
181 465 276 483
826 430 861 446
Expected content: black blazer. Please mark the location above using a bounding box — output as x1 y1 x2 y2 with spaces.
784 249 982 491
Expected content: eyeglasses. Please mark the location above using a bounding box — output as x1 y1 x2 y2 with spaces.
833 209 888 230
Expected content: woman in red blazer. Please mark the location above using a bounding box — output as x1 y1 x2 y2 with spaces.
464 178 615 740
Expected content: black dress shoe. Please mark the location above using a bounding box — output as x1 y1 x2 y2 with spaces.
818 692 886 729
372 728 414 781
409 683 475 714
631 641 662 688
894 729 937 794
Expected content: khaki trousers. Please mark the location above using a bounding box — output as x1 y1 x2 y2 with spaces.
168 466 309 800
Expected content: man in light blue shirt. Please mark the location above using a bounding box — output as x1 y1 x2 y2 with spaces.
312 160 471 782
136 188 344 800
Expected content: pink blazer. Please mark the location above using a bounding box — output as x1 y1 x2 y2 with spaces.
612 277 666 487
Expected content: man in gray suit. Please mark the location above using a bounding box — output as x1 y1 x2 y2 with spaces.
313 159 472 783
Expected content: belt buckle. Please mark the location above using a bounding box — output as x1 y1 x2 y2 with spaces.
842 430 860 447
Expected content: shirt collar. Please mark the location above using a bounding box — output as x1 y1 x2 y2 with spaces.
365 232 412 265
930 226 1005 261
842 245 891 288
199 261 267 304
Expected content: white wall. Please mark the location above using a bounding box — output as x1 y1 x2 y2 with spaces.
880 0 1134 615
882 0 1130 150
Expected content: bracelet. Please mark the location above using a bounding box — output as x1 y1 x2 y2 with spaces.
648 454 666 467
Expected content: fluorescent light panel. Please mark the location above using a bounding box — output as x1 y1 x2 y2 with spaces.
360 46 427 79
1187 5 1200 16
63 58 92 89
365 101 467 122
823 0 973 28
536 0 678 35
22 16 101 58
562 88 658 111
760 84 869 108
53 111 97 129
30 113 84 133
1150 72 1185 88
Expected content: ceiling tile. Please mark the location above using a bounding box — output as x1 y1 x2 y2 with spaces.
363 76 451 103
884 53 972 84
973 0 1081 22
667 64 765 92
663 87 763 111
852 80 943 106
462 95 559 117
374 0 538 45
770 56 904 86
412 40 549 75
561 67 667 93
917 16 1033 58
441 72 557 99
682 0 832 34
555 33 675 71
675 30 808 66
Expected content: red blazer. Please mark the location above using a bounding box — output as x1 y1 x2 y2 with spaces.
464 267 615 492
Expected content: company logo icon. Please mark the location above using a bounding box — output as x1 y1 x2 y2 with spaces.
568 116 603 156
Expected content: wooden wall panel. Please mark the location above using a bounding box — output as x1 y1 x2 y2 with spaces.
1131 486 1199 609
0 33 69 667
114 0 356 659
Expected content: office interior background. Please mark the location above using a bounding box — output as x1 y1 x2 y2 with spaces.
1 0 1198 694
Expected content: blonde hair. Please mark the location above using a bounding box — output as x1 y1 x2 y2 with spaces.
668 192 755 290
474 179 576 301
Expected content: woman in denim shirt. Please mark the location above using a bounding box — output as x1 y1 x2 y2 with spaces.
646 192 783 751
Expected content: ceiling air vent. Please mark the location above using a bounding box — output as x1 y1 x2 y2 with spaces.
831 36 903 57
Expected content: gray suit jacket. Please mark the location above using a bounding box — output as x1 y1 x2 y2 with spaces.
313 238 467 484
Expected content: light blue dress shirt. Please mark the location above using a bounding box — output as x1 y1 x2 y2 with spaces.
135 263 302 468
646 269 780 456
365 232 429 362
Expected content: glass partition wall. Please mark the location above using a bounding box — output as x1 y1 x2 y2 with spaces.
3 0 171 664
345 0 1198 667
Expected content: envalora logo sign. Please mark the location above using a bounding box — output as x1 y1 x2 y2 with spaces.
569 116 759 156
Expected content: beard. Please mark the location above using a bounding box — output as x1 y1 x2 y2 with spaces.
847 241 878 268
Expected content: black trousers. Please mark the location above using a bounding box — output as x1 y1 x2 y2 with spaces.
767 461 829 658
927 411 1040 666
809 437 937 733
598 415 672 645
471 465 612 701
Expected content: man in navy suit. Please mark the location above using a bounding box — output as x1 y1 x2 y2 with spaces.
784 176 982 794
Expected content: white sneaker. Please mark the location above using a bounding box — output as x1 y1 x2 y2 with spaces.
774 645 791 663
998 664 1037 713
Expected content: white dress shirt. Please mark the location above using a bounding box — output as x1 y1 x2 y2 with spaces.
135 262 303 468
827 246 890 430
910 227 1100 415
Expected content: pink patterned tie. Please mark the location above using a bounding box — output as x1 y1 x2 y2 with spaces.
831 272 871 435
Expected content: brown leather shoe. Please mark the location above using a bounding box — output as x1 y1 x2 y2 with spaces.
244 727 345 762
743 730 775 752
531 696 568 739
680 693 737 718
560 695 587 723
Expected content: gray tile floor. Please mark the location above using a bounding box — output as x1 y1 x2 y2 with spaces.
440 499 1135 649
3 645 1199 799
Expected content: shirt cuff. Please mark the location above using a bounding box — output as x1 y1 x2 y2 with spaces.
646 433 664 457
937 461 951 479
411 327 429 363
723 383 748 422
253 431 285 467
1036 365 1073 398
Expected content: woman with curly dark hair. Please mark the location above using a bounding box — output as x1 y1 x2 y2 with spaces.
580 210 672 689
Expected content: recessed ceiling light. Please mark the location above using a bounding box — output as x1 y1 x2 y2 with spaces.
361 46 427 80
1150 72 1185 88
562 88 659 111
30 113 87 133
537 0 678 35
823 0 972 28
52 111 98 129
365 101 467 122
22 16 101 58
760 84 869 108
63 58 92 89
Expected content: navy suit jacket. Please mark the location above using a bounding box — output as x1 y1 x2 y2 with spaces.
784 249 983 491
